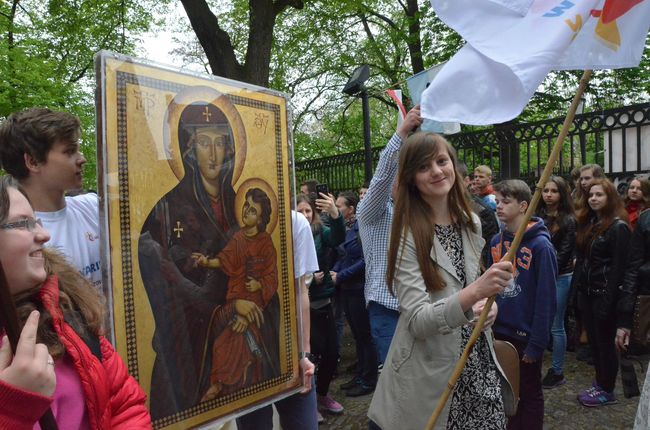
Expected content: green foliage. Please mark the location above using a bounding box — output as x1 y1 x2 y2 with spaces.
170 1 648 165
2 0 648 191
267 0 464 160
0 0 169 189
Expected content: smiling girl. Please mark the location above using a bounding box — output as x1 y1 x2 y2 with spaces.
0 176 151 429
368 133 514 430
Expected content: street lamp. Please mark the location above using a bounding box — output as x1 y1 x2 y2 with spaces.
342 65 373 182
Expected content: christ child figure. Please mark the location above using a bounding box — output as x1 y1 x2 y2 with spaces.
193 187 278 401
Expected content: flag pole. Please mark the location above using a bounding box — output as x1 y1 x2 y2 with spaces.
0 262 59 430
424 69 593 430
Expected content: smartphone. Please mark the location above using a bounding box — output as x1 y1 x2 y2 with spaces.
315 183 329 197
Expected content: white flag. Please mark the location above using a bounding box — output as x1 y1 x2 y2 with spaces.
422 0 650 125
406 65 461 134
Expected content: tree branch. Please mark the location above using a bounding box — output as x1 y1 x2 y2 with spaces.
396 0 408 14
181 0 244 81
364 9 398 30
273 0 304 16
359 13 391 75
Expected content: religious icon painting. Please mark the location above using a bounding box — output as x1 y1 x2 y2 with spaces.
95 52 302 429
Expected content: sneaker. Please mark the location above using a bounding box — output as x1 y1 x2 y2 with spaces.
377 363 384 375
340 377 361 390
317 395 344 414
345 383 375 397
578 387 618 407
317 411 325 424
542 369 566 389
577 384 599 400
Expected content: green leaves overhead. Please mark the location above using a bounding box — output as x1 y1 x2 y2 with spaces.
1 0 647 189
0 0 169 188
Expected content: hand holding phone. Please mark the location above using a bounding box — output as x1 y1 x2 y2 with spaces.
315 183 329 196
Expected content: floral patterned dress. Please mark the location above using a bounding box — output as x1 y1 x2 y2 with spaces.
436 224 506 430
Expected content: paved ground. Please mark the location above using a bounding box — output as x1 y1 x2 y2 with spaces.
319 329 648 430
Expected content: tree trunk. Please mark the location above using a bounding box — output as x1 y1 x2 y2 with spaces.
180 0 246 82
243 0 275 86
405 0 424 74
181 0 304 87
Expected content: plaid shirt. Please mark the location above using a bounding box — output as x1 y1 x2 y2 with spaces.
357 133 402 311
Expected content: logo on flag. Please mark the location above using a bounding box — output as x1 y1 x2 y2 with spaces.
420 0 650 125
590 0 644 51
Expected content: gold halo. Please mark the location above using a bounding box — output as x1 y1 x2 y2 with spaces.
234 178 279 234
164 85 247 184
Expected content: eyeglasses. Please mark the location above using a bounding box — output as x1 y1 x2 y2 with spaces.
0 218 43 232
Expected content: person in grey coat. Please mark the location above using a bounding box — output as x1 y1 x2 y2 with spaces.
368 132 514 430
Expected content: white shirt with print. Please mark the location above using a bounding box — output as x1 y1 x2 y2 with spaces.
37 193 103 293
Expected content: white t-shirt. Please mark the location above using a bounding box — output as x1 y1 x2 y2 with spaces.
292 210 318 278
37 193 103 292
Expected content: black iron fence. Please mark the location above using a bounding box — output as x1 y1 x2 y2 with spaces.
295 102 650 194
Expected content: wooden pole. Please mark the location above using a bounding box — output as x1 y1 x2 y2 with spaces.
424 70 593 430
0 262 59 430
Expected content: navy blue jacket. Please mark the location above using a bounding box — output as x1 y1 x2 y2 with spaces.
332 220 365 291
490 217 558 360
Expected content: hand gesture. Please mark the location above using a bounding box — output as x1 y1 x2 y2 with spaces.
246 277 262 293
191 252 208 268
0 311 56 397
469 261 513 300
299 356 315 394
231 315 249 333
316 193 339 219
234 299 264 328
397 105 423 140
471 298 498 331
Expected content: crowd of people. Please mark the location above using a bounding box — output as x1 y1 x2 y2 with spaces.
296 108 650 429
0 104 648 430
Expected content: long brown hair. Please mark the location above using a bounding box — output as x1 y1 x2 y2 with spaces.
386 133 475 294
0 176 105 359
624 178 650 210
576 178 628 253
537 175 575 235
296 192 322 234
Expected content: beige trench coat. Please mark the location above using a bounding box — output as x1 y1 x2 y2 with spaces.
368 215 512 430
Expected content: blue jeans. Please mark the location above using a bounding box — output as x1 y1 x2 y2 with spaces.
551 273 572 374
367 301 399 364
236 384 318 430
